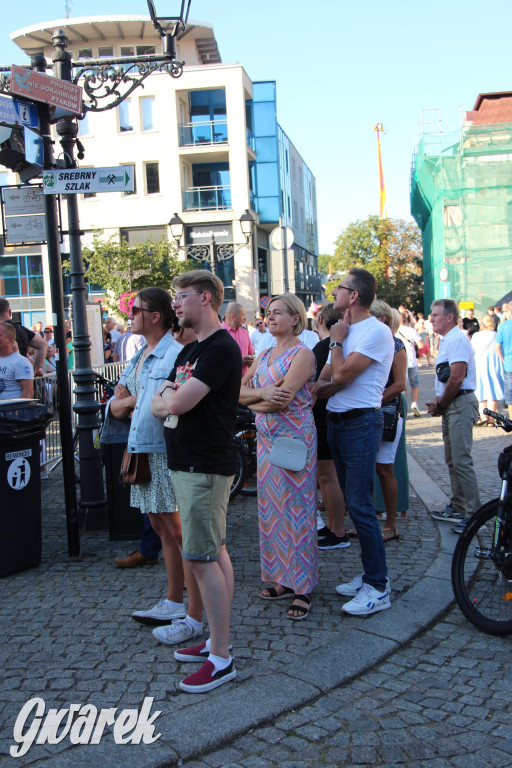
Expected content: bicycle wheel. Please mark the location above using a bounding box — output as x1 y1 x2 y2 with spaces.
229 438 247 500
239 430 257 496
451 498 512 635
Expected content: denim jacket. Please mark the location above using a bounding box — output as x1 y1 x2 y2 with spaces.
101 331 182 453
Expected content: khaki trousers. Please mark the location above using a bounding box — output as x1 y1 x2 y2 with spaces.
441 392 481 517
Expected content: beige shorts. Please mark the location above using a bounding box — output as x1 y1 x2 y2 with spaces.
171 471 233 561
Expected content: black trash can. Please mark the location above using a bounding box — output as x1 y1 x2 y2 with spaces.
103 442 144 540
0 401 53 578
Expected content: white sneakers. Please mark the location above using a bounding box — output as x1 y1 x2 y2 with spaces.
152 619 204 646
336 574 391 615
132 599 186 626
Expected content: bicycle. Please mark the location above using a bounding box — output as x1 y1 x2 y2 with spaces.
229 405 258 500
451 407 512 635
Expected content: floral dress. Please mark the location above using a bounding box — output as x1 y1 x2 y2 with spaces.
254 344 318 594
126 363 176 515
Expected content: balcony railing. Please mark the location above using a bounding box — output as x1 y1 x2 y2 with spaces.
178 120 228 147
182 185 232 211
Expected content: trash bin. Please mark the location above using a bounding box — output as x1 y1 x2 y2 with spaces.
103 442 144 540
0 400 53 578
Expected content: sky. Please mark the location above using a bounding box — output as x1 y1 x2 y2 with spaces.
2 0 512 255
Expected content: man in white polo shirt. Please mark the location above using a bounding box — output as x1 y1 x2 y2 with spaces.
315 268 394 616
427 299 480 534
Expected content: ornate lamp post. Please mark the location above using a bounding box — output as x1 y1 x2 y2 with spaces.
0 1 191 554
169 209 255 275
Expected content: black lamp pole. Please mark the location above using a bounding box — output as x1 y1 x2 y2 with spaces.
52 30 107 534
31 52 81 555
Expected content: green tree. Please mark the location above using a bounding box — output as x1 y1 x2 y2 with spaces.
325 216 424 312
66 232 191 316
317 253 333 275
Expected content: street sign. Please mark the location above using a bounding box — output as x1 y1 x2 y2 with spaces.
3 185 44 216
42 166 135 195
0 94 38 128
441 281 451 297
4 213 46 244
260 295 270 309
10 65 82 116
270 225 294 250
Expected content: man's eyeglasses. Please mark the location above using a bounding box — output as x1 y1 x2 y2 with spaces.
171 292 202 307
337 284 355 292
44 329 52 334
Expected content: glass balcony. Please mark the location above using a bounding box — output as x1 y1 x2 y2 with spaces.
182 185 232 211
246 128 255 152
178 120 228 147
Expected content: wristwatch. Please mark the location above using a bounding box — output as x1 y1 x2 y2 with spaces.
159 384 175 397
329 341 343 351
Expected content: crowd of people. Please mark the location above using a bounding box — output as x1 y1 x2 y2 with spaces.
3 275 509 696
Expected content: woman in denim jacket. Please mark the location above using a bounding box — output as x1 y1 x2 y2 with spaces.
102 287 203 643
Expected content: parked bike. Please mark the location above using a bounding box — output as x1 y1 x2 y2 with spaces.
451 408 512 635
229 404 258 500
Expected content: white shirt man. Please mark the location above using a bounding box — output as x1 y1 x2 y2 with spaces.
427 300 480 533
316 268 393 616
105 317 121 344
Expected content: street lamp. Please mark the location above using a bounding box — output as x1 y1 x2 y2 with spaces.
169 210 255 301
0 2 192 554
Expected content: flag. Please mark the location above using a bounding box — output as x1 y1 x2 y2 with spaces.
374 123 387 219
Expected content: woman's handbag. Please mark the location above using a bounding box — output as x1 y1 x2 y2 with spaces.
119 448 151 485
382 406 399 443
268 436 307 471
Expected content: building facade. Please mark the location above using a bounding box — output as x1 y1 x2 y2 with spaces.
1 15 320 325
411 93 512 314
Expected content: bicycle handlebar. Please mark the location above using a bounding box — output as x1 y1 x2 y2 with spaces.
483 408 512 432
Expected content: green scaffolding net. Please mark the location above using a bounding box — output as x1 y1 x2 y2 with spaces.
410 122 512 314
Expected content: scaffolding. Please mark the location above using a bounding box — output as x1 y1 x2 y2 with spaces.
410 118 512 313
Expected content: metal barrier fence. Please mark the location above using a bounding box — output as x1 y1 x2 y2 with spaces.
38 362 127 471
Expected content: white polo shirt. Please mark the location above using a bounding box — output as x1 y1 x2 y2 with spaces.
435 325 476 397
327 316 394 412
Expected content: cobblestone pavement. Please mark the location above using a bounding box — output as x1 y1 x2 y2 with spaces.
1 364 511 767
178 367 512 768
181 606 512 768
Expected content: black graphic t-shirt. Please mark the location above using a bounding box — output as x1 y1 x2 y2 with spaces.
164 329 242 475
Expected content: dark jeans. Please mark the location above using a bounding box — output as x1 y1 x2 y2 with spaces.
139 513 162 560
327 410 388 591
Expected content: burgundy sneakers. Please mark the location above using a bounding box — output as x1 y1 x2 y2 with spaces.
179 659 237 693
173 641 209 663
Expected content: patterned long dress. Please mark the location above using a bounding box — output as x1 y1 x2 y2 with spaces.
254 345 318 594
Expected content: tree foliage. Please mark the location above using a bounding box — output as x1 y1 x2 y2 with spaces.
325 216 424 312
67 232 191 316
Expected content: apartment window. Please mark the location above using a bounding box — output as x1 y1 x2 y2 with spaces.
122 164 137 197
78 48 92 59
98 46 114 58
137 45 156 56
145 162 160 195
141 97 155 131
121 46 135 57
78 112 90 136
119 100 133 132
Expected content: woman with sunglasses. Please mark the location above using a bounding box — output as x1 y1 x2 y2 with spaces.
102 287 203 644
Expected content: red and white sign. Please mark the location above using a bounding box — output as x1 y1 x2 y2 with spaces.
10 66 82 116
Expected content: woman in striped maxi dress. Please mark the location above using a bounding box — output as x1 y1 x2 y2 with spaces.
240 294 318 620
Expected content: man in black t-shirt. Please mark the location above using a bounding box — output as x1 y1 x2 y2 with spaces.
151 270 241 694
462 308 480 337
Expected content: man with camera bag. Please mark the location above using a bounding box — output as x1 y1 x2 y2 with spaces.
427 299 480 534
